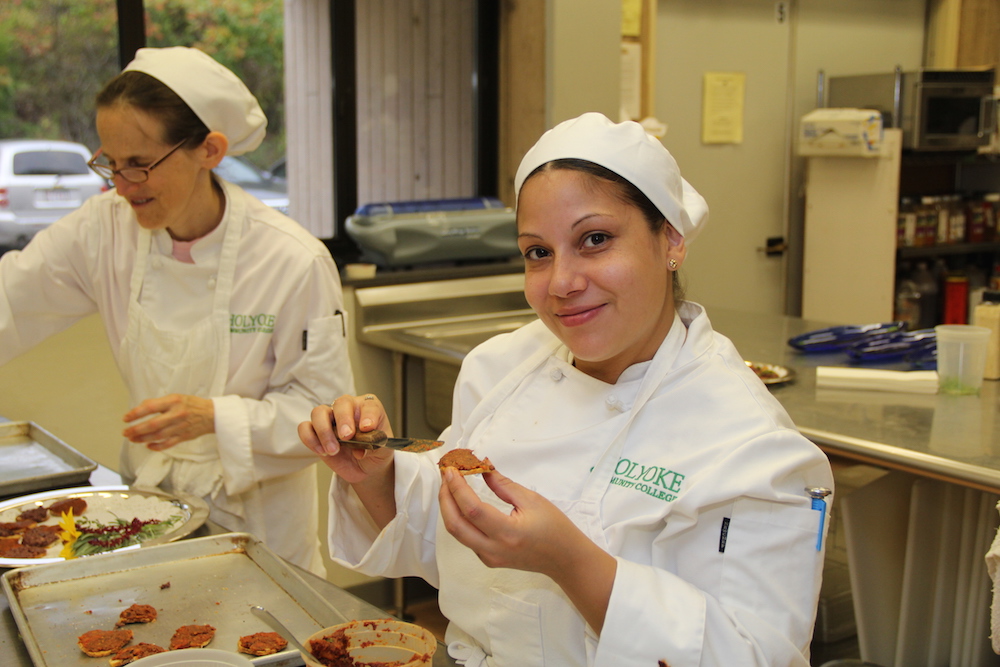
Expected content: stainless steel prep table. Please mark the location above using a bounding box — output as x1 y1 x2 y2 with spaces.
359 291 1000 493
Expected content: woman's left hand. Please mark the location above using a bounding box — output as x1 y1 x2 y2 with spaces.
439 466 617 632
439 467 578 574
122 393 215 450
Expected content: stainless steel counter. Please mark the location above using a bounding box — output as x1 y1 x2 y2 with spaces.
706 307 1000 494
355 287 1000 494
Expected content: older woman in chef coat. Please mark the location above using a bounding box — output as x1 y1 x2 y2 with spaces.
300 112 833 665
0 47 354 576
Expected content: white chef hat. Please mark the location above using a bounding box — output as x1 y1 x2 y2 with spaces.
123 46 266 156
514 112 708 242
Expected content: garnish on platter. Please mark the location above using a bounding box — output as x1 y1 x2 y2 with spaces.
61 512 182 558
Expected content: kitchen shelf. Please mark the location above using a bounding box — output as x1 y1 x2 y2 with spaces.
897 242 1000 259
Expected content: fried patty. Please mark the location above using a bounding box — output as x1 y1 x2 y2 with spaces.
169 624 216 650
48 497 88 517
77 629 133 657
438 448 495 475
116 603 157 626
108 642 166 666
16 506 49 523
237 631 288 656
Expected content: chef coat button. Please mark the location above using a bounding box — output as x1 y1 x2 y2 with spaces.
208 276 217 289
549 368 563 381
606 395 618 408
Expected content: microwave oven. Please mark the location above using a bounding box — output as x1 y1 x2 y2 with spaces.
827 68 996 151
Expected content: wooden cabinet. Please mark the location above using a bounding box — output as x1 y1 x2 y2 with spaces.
925 0 1000 70
802 130 902 324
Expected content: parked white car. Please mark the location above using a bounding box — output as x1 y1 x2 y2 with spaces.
213 156 289 215
0 139 108 249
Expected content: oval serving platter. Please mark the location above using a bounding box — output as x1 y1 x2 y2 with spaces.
746 360 796 386
0 485 208 568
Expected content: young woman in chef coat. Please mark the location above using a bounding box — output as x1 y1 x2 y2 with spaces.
300 112 833 665
0 47 354 576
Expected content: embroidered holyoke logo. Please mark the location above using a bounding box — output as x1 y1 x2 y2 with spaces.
610 457 684 502
230 313 276 334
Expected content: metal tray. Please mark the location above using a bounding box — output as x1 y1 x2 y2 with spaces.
0 422 97 498
0 485 210 568
2 532 349 667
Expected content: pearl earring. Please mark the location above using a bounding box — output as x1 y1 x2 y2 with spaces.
668 259 678 270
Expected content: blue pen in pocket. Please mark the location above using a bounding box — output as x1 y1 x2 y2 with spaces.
807 487 832 551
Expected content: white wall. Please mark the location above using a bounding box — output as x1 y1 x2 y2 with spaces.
546 0 622 125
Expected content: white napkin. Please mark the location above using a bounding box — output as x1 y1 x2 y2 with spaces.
815 366 939 394
987 501 1000 654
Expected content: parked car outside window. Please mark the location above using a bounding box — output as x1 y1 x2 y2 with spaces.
213 156 289 215
0 139 108 250
267 156 286 183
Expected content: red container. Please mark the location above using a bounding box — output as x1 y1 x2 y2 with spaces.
943 275 969 324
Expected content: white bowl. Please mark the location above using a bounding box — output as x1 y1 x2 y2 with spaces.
303 619 436 667
130 648 255 667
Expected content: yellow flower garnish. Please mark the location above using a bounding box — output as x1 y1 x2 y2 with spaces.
58 510 80 559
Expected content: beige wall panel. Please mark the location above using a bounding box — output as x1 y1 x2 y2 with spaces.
498 0 546 205
546 0 621 126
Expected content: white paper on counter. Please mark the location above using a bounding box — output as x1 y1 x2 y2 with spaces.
816 366 939 394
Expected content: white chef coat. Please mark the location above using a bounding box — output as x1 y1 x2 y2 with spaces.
326 301 833 666
0 179 354 574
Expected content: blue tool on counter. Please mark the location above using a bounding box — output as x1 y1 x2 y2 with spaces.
807 487 832 551
787 321 906 352
846 328 936 363
908 344 937 369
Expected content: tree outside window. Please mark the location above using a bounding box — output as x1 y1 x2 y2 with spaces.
0 0 285 171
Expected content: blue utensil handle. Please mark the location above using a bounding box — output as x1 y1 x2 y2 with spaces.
807 487 832 551
811 497 827 550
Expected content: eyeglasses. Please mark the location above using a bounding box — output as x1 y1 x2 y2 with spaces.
88 139 188 184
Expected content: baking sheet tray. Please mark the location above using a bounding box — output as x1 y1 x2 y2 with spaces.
0 422 97 498
2 533 348 667
0 485 209 567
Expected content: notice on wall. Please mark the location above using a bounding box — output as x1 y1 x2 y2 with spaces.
621 0 643 37
620 42 642 121
701 72 745 144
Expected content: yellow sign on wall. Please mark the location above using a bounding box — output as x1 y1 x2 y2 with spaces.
702 72 746 144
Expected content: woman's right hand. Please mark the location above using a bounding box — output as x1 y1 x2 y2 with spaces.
297 393 395 484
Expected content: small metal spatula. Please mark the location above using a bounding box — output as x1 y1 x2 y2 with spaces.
338 429 443 452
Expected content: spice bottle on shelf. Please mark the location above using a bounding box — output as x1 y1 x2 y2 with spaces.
935 196 951 245
985 193 1000 242
943 274 970 324
898 197 917 247
948 195 967 243
918 196 938 246
912 261 939 328
973 290 1000 380
966 195 987 243
895 278 921 329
